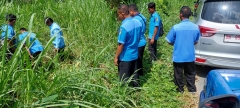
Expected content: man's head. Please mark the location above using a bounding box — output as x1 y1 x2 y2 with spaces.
148 2 155 14
129 4 138 17
44 17 53 26
180 6 192 20
117 4 130 21
20 27 27 34
6 14 17 26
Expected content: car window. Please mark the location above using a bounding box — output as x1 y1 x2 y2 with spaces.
202 1 240 24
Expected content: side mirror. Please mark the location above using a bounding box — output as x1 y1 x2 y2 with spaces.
199 94 239 108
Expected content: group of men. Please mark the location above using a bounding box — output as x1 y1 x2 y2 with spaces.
115 2 200 93
114 2 162 87
1 14 65 61
2 2 200 93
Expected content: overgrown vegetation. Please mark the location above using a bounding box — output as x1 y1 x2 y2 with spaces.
0 0 197 107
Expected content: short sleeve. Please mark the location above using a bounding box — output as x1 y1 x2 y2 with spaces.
18 34 23 41
154 15 161 27
195 30 200 43
118 27 127 44
165 27 176 43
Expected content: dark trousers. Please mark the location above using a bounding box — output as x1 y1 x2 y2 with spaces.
173 62 196 92
148 39 157 61
57 47 65 61
32 51 42 67
118 60 139 87
32 51 42 58
137 46 145 76
1 39 16 60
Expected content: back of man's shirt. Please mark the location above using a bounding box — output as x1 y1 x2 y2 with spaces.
165 19 200 62
133 13 147 47
118 17 142 61
19 32 43 54
1 24 15 40
50 22 65 49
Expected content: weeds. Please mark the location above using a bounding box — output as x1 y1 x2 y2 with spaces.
0 0 196 107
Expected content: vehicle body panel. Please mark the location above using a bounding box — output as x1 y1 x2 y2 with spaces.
199 70 240 107
194 0 240 69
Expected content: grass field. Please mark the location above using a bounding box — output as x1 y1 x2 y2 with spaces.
0 0 197 107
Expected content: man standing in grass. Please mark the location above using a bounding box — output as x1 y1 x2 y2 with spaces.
148 2 162 61
1 14 17 59
114 4 142 87
44 17 65 61
165 6 199 93
18 28 43 59
129 4 147 76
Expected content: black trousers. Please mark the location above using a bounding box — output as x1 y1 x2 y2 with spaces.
118 60 139 87
57 47 65 61
31 51 42 67
32 51 42 58
137 46 145 76
148 39 157 61
173 62 196 92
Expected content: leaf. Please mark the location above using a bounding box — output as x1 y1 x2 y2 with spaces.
41 94 58 103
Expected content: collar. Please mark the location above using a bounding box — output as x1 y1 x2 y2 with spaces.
49 22 55 29
181 19 190 22
7 24 13 27
151 11 156 17
134 12 140 17
122 17 132 24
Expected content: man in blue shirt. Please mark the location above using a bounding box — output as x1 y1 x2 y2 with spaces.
18 28 43 59
165 6 200 93
148 2 162 61
114 4 142 87
129 4 147 76
1 14 17 60
44 17 65 61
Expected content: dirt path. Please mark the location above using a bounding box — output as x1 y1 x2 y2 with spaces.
181 66 215 108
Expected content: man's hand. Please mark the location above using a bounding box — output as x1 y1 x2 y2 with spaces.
114 58 118 66
30 55 34 59
150 38 154 44
53 48 58 55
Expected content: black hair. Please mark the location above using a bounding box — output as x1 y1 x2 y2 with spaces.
118 4 129 15
6 14 17 22
148 2 155 9
180 6 192 18
20 27 27 31
44 17 54 24
129 4 138 12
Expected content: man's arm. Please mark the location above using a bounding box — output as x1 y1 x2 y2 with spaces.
114 44 124 66
165 27 176 45
114 27 126 66
168 42 174 46
152 27 158 40
25 46 33 59
194 42 198 45
52 29 61 54
194 29 200 45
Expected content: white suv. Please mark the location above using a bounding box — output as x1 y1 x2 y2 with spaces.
193 0 240 69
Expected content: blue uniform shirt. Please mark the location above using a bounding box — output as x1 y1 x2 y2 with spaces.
133 13 147 47
165 19 200 62
49 22 65 49
118 17 142 61
149 11 162 40
18 32 43 54
1 24 15 40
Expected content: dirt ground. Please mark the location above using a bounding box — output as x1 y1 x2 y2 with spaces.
180 66 213 108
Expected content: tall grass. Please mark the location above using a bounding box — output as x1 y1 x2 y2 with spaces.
0 0 196 107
